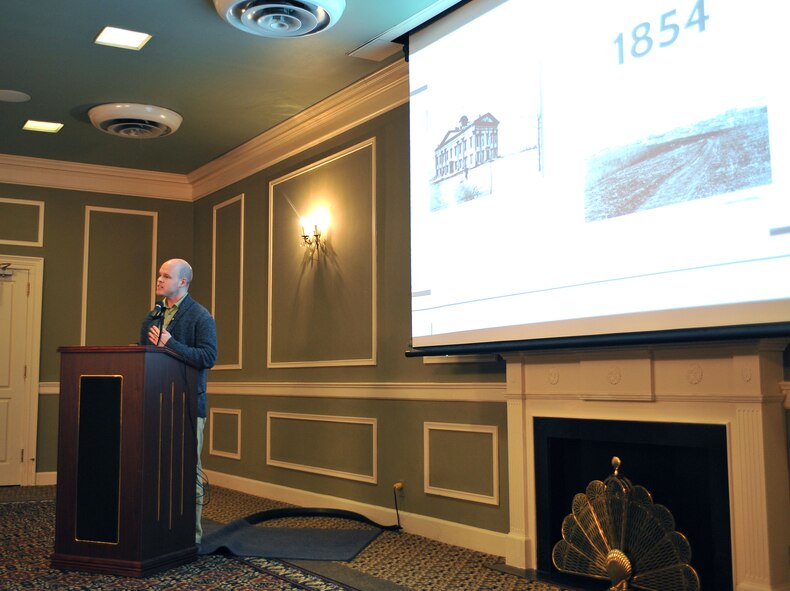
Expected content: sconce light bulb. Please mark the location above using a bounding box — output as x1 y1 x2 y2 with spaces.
312 207 330 235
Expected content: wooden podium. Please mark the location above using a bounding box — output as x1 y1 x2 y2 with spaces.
52 346 199 577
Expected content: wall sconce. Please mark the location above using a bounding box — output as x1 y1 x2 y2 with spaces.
300 218 323 249
299 207 329 256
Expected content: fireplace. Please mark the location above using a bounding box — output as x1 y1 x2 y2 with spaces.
501 339 790 591
533 417 731 589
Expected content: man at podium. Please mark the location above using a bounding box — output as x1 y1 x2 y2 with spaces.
139 258 217 544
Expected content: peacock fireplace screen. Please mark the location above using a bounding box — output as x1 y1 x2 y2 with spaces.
552 457 699 591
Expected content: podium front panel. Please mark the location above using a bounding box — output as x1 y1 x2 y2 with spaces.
75 375 122 544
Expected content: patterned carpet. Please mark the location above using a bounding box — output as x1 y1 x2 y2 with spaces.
0 485 575 591
0 499 360 591
203 487 574 591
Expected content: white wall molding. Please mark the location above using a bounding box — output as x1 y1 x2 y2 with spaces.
80 206 158 344
208 380 505 402
267 139 378 369
204 469 510 557
0 153 192 201
0 61 407 203
267 412 377 484
209 408 242 460
40 379 506 401
211 193 244 370
0 197 45 246
35 471 56 486
38 382 59 395
188 60 408 199
423 422 499 505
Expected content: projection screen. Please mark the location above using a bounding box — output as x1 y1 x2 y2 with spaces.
408 0 790 352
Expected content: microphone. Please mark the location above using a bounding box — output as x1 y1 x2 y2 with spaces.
152 301 167 346
152 301 166 319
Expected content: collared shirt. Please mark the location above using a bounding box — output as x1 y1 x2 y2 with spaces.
164 293 187 329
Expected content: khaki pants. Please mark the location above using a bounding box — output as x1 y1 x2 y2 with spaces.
196 416 206 544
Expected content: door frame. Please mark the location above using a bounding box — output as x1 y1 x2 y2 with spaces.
0 254 44 486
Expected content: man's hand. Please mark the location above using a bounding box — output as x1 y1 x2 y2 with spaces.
148 325 172 346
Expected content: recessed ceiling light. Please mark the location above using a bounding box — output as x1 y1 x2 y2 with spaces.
95 26 152 50
0 89 31 103
23 120 64 133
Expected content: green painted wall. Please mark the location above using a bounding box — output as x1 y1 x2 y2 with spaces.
35 394 59 472
4 100 787 536
0 183 195 381
204 394 510 532
1 183 196 475
2 104 510 533
193 105 512 531
192 105 506 383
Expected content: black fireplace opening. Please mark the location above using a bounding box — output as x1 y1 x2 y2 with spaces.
534 417 731 591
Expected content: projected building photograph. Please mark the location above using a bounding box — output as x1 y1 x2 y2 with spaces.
429 113 498 210
428 111 541 211
584 104 772 222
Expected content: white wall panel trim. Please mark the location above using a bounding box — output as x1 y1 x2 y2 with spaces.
423 421 499 505
209 407 242 460
267 411 377 484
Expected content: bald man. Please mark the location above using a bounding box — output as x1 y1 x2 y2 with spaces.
139 258 217 544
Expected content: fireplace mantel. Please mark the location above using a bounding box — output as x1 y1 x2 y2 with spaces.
501 338 790 591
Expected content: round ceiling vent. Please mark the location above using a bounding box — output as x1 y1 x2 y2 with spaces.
88 103 183 139
0 89 31 103
213 0 346 38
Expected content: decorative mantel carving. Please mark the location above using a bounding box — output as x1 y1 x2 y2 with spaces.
503 339 789 404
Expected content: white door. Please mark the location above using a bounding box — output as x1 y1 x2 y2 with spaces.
0 267 30 485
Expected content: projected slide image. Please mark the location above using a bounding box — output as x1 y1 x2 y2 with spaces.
428 112 541 211
429 163 491 211
584 104 772 222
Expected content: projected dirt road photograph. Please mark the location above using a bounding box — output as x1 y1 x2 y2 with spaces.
584 105 772 222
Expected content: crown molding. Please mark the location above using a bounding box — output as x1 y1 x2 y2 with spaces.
0 60 408 202
0 153 192 201
188 59 409 199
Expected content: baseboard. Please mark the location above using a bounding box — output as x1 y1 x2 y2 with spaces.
735 583 790 591
35 471 56 486
203 469 512 557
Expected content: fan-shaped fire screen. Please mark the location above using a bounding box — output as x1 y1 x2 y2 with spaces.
552 457 699 591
